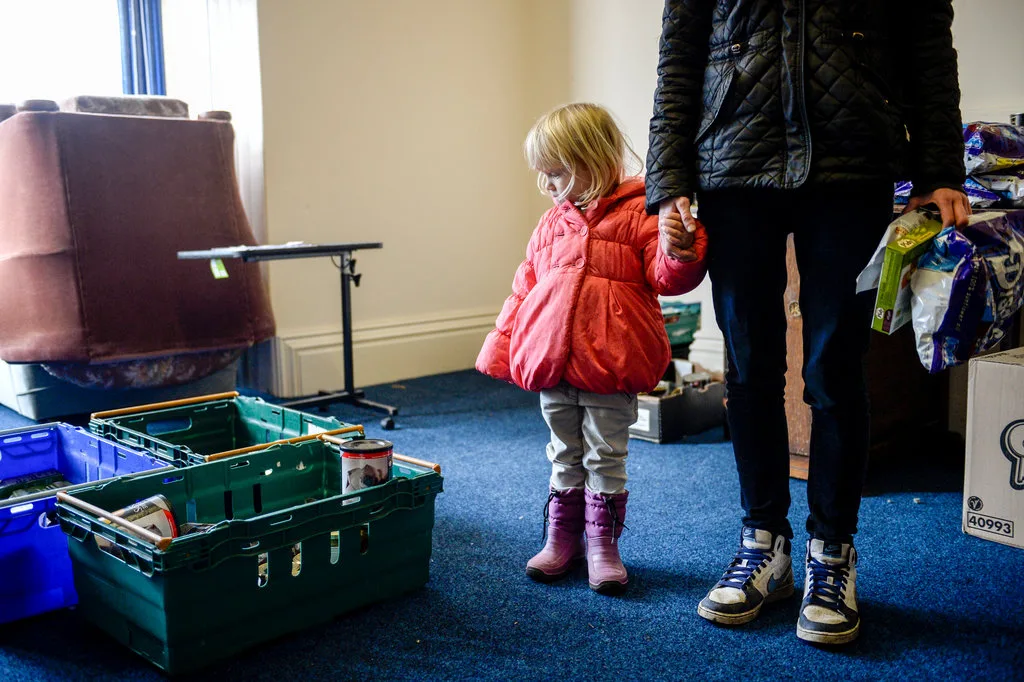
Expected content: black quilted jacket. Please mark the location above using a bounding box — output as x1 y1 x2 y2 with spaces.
646 0 966 213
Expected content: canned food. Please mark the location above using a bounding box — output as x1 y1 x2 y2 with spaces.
339 439 393 492
178 522 215 536
681 372 712 389
0 470 69 500
96 494 179 557
9 478 72 499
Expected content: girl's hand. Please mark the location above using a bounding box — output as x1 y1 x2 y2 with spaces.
659 196 698 262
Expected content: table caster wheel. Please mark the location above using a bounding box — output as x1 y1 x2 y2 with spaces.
381 417 395 430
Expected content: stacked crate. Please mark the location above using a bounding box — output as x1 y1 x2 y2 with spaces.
0 391 443 675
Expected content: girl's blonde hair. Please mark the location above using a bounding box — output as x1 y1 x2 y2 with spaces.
523 102 642 206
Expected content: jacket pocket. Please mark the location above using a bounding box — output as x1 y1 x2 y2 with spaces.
695 56 736 143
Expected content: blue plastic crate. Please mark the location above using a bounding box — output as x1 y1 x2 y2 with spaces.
0 423 169 624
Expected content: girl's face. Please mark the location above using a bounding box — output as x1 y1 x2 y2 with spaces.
540 166 591 205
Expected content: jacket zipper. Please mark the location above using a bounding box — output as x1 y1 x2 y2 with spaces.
794 0 811 186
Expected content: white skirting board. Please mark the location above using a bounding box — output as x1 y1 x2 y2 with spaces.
246 307 726 400
248 309 498 398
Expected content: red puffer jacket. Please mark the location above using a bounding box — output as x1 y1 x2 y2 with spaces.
476 178 708 394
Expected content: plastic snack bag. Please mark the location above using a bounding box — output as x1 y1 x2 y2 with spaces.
893 181 913 206
910 210 1024 372
964 122 1024 175
970 168 1024 207
964 177 1004 208
908 227 988 373
893 179 1001 208
972 211 1024 351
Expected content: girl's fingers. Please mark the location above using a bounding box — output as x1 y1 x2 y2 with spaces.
662 225 693 247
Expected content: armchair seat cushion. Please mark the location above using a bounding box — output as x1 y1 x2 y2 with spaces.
41 348 243 390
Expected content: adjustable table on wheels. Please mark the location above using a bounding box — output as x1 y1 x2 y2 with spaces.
178 242 398 429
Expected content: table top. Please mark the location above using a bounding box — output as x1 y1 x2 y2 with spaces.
177 242 383 262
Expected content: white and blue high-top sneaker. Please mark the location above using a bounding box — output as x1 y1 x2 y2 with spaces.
797 539 859 645
697 527 795 625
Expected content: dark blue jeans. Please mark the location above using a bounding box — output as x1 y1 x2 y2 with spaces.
698 183 893 543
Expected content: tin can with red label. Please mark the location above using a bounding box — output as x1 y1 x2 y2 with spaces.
95 494 179 558
339 439 393 492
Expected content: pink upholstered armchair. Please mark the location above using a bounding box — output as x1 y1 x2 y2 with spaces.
0 97 275 418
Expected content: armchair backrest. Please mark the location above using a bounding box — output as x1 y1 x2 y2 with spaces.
0 109 275 364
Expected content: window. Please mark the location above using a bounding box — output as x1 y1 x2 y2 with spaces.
0 0 122 104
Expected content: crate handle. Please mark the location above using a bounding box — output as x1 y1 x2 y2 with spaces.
319 435 441 473
91 391 241 420
394 453 442 474
203 425 366 462
56 491 173 551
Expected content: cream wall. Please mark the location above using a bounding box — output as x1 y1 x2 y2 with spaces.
255 0 569 395
954 0 1024 123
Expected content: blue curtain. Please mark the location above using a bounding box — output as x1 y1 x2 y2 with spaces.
118 0 165 95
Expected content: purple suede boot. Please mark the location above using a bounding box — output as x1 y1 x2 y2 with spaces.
526 487 586 583
585 489 629 595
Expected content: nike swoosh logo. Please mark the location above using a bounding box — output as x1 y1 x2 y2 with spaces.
767 575 778 593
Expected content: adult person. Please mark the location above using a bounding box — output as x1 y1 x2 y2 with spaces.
646 0 969 645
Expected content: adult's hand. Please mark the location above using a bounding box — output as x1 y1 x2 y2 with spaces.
904 187 971 230
659 196 698 262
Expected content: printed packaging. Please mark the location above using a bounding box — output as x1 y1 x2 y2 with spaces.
910 210 1024 372
963 348 1024 550
339 439 393 492
857 210 943 334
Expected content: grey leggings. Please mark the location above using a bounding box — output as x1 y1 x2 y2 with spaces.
539 382 638 495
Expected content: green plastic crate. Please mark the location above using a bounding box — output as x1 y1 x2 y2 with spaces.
661 301 701 348
56 438 443 675
89 391 364 466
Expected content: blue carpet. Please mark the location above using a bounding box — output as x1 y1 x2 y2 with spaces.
0 369 1021 681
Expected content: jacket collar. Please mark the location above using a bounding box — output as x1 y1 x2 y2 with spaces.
556 178 645 228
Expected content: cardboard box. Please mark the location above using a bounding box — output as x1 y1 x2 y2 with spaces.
963 347 1024 549
629 362 726 444
870 217 942 334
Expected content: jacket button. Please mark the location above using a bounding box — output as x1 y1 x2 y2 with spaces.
575 258 585 268
580 226 588 236
730 43 742 55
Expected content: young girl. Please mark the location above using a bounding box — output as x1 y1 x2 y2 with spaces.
476 103 707 595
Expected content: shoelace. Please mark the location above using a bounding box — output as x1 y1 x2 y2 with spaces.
805 557 849 609
601 496 629 544
716 546 771 589
540 490 557 541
